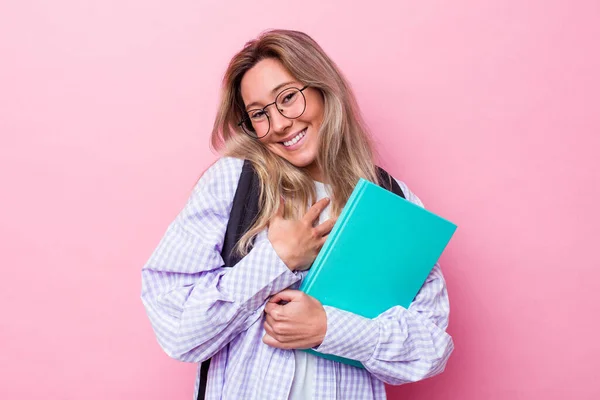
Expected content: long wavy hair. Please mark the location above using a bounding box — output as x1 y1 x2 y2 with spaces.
211 29 382 256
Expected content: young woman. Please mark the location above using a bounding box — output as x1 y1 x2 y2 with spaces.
141 29 454 400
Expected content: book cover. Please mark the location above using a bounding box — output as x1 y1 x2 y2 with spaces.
299 178 457 368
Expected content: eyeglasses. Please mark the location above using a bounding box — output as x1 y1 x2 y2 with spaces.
238 85 309 139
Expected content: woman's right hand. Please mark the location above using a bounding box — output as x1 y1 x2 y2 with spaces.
267 197 336 272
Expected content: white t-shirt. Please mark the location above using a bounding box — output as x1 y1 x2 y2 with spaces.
288 181 331 400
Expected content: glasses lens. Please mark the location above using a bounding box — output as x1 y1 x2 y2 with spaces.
241 110 270 138
276 88 306 119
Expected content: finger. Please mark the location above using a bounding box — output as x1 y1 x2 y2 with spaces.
264 301 275 314
263 333 294 349
264 301 282 317
269 289 302 304
264 319 301 342
317 235 329 249
264 316 281 336
314 217 337 237
264 319 275 336
265 313 275 328
265 316 291 338
262 333 280 348
302 197 330 224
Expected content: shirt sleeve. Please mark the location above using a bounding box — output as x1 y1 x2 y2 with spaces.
141 157 300 363
312 181 454 385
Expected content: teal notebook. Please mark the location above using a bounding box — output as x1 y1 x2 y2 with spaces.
299 178 457 368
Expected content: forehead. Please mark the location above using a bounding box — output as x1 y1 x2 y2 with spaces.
240 58 297 106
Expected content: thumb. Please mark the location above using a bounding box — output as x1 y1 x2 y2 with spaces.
269 289 302 305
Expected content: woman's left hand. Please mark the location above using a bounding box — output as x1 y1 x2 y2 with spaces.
263 289 327 350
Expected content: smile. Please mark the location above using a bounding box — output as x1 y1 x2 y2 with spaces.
282 128 307 148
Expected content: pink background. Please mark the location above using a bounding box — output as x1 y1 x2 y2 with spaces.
1 1 599 399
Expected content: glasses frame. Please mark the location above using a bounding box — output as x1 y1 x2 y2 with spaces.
238 85 310 139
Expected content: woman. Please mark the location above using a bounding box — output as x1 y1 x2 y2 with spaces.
141 29 454 400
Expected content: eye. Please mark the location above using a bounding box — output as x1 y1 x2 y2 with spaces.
250 110 266 119
281 91 297 104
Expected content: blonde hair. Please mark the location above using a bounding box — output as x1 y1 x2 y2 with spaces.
211 29 381 256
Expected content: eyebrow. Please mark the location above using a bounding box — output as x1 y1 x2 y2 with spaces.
245 81 297 110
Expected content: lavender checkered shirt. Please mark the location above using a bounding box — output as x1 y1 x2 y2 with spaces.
141 157 454 399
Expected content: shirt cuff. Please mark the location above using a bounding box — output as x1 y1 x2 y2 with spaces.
219 239 299 310
312 306 379 362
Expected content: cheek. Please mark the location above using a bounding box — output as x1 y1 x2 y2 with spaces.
301 111 323 136
304 93 325 126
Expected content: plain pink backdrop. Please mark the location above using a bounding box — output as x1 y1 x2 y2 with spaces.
1 1 599 399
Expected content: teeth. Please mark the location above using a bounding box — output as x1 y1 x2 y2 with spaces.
283 129 306 147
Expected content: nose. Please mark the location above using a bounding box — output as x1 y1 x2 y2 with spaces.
269 107 293 135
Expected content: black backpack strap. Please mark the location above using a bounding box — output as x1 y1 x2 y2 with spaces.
197 159 260 400
197 362 210 400
376 166 405 199
222 159 261 268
